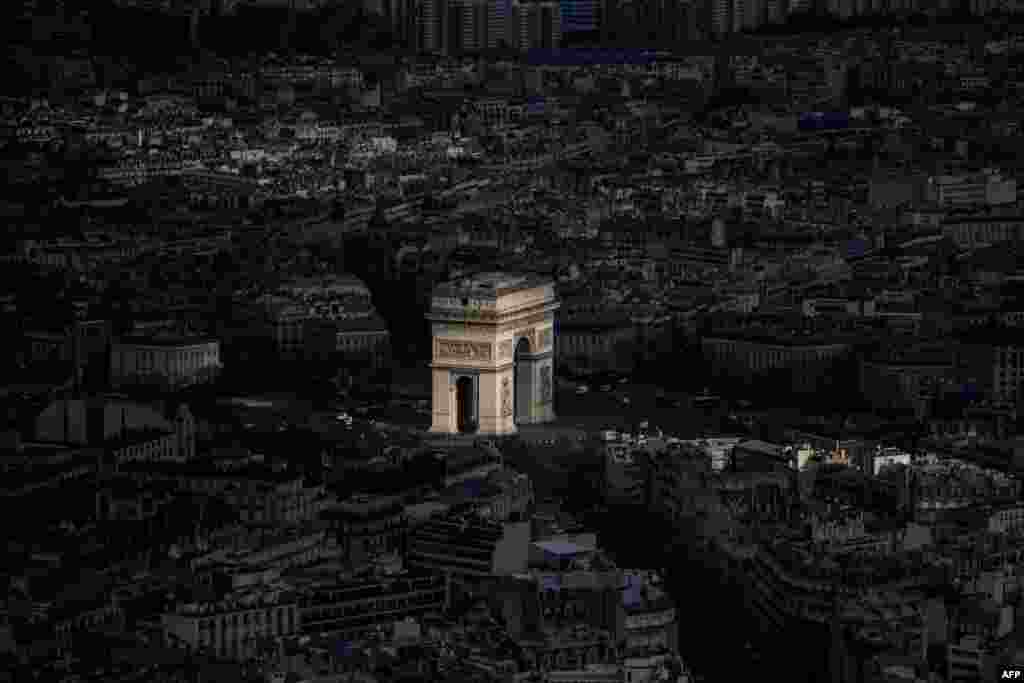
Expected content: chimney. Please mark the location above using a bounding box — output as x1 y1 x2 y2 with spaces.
189 6 200 51
63 397 71 444
71 321 83 397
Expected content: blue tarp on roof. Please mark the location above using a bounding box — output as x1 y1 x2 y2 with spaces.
622 574 643 607
560 0 598 33
960 382 980 402
534 540 587 557
798 111 850 131
462 478 485 497
335 640 354 658
844 238 870 259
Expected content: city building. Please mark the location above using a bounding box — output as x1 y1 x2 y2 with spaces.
297 569 448 639
110 334 221 391
701 329 853 394
32 398 197 464
321 493 408 569
122 460 327 524
559 0 597 33
954 332 1024 406
925 170 1017 210
511 0 563 51
251 275 390 366
405 510 530 588
161 588 301 661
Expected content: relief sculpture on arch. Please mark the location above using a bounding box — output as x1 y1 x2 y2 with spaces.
435 339 493 362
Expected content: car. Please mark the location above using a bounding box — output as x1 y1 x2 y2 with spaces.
576 385 590 395
621 397 631 405
600 384 612 392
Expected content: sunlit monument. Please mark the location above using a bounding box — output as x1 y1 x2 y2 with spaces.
427 272 559 435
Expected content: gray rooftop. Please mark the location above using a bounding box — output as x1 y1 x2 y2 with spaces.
432 271 555 301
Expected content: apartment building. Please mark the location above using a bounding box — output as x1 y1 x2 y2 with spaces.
859 343 954 417
511 0 562 51
557 312 634 375
645 440 717 523
942 216 1024 249
700 330 852 394
297 570 448 639
926 170 1017 211
253 275 389 364
620 571 678 653
603 441 647 506
121 461 326 524
33 398 197 464
322 493 408 569
955 335 1024 405
110 334 221 391
162 588 301 661
405 511 530 586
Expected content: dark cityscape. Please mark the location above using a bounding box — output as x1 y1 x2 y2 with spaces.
4 0 1024 681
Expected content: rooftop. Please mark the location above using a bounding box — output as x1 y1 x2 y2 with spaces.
432 271 555 301
117 334 217 348
533 540 590 558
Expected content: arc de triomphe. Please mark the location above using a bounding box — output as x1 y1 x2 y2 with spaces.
427 272 559 436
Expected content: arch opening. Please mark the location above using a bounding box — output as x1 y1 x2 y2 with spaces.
514 338 533 425
455 376 475 433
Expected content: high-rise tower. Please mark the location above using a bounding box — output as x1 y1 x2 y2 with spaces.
511 0 561 50
560 0 598 33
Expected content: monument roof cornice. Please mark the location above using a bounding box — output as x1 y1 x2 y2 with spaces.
426 300 560 325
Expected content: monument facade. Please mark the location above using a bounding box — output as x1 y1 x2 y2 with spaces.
428 272 560 435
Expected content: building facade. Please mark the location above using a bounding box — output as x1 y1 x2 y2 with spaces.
110 335 221 390
511 0 562 50
162 590 301 661
322 493 408 569
298 570 447 639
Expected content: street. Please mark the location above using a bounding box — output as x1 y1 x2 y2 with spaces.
554 382 728 437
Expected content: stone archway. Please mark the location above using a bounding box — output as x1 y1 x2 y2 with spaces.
514 337 533 425
455 375 475 433
427 272 560 436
